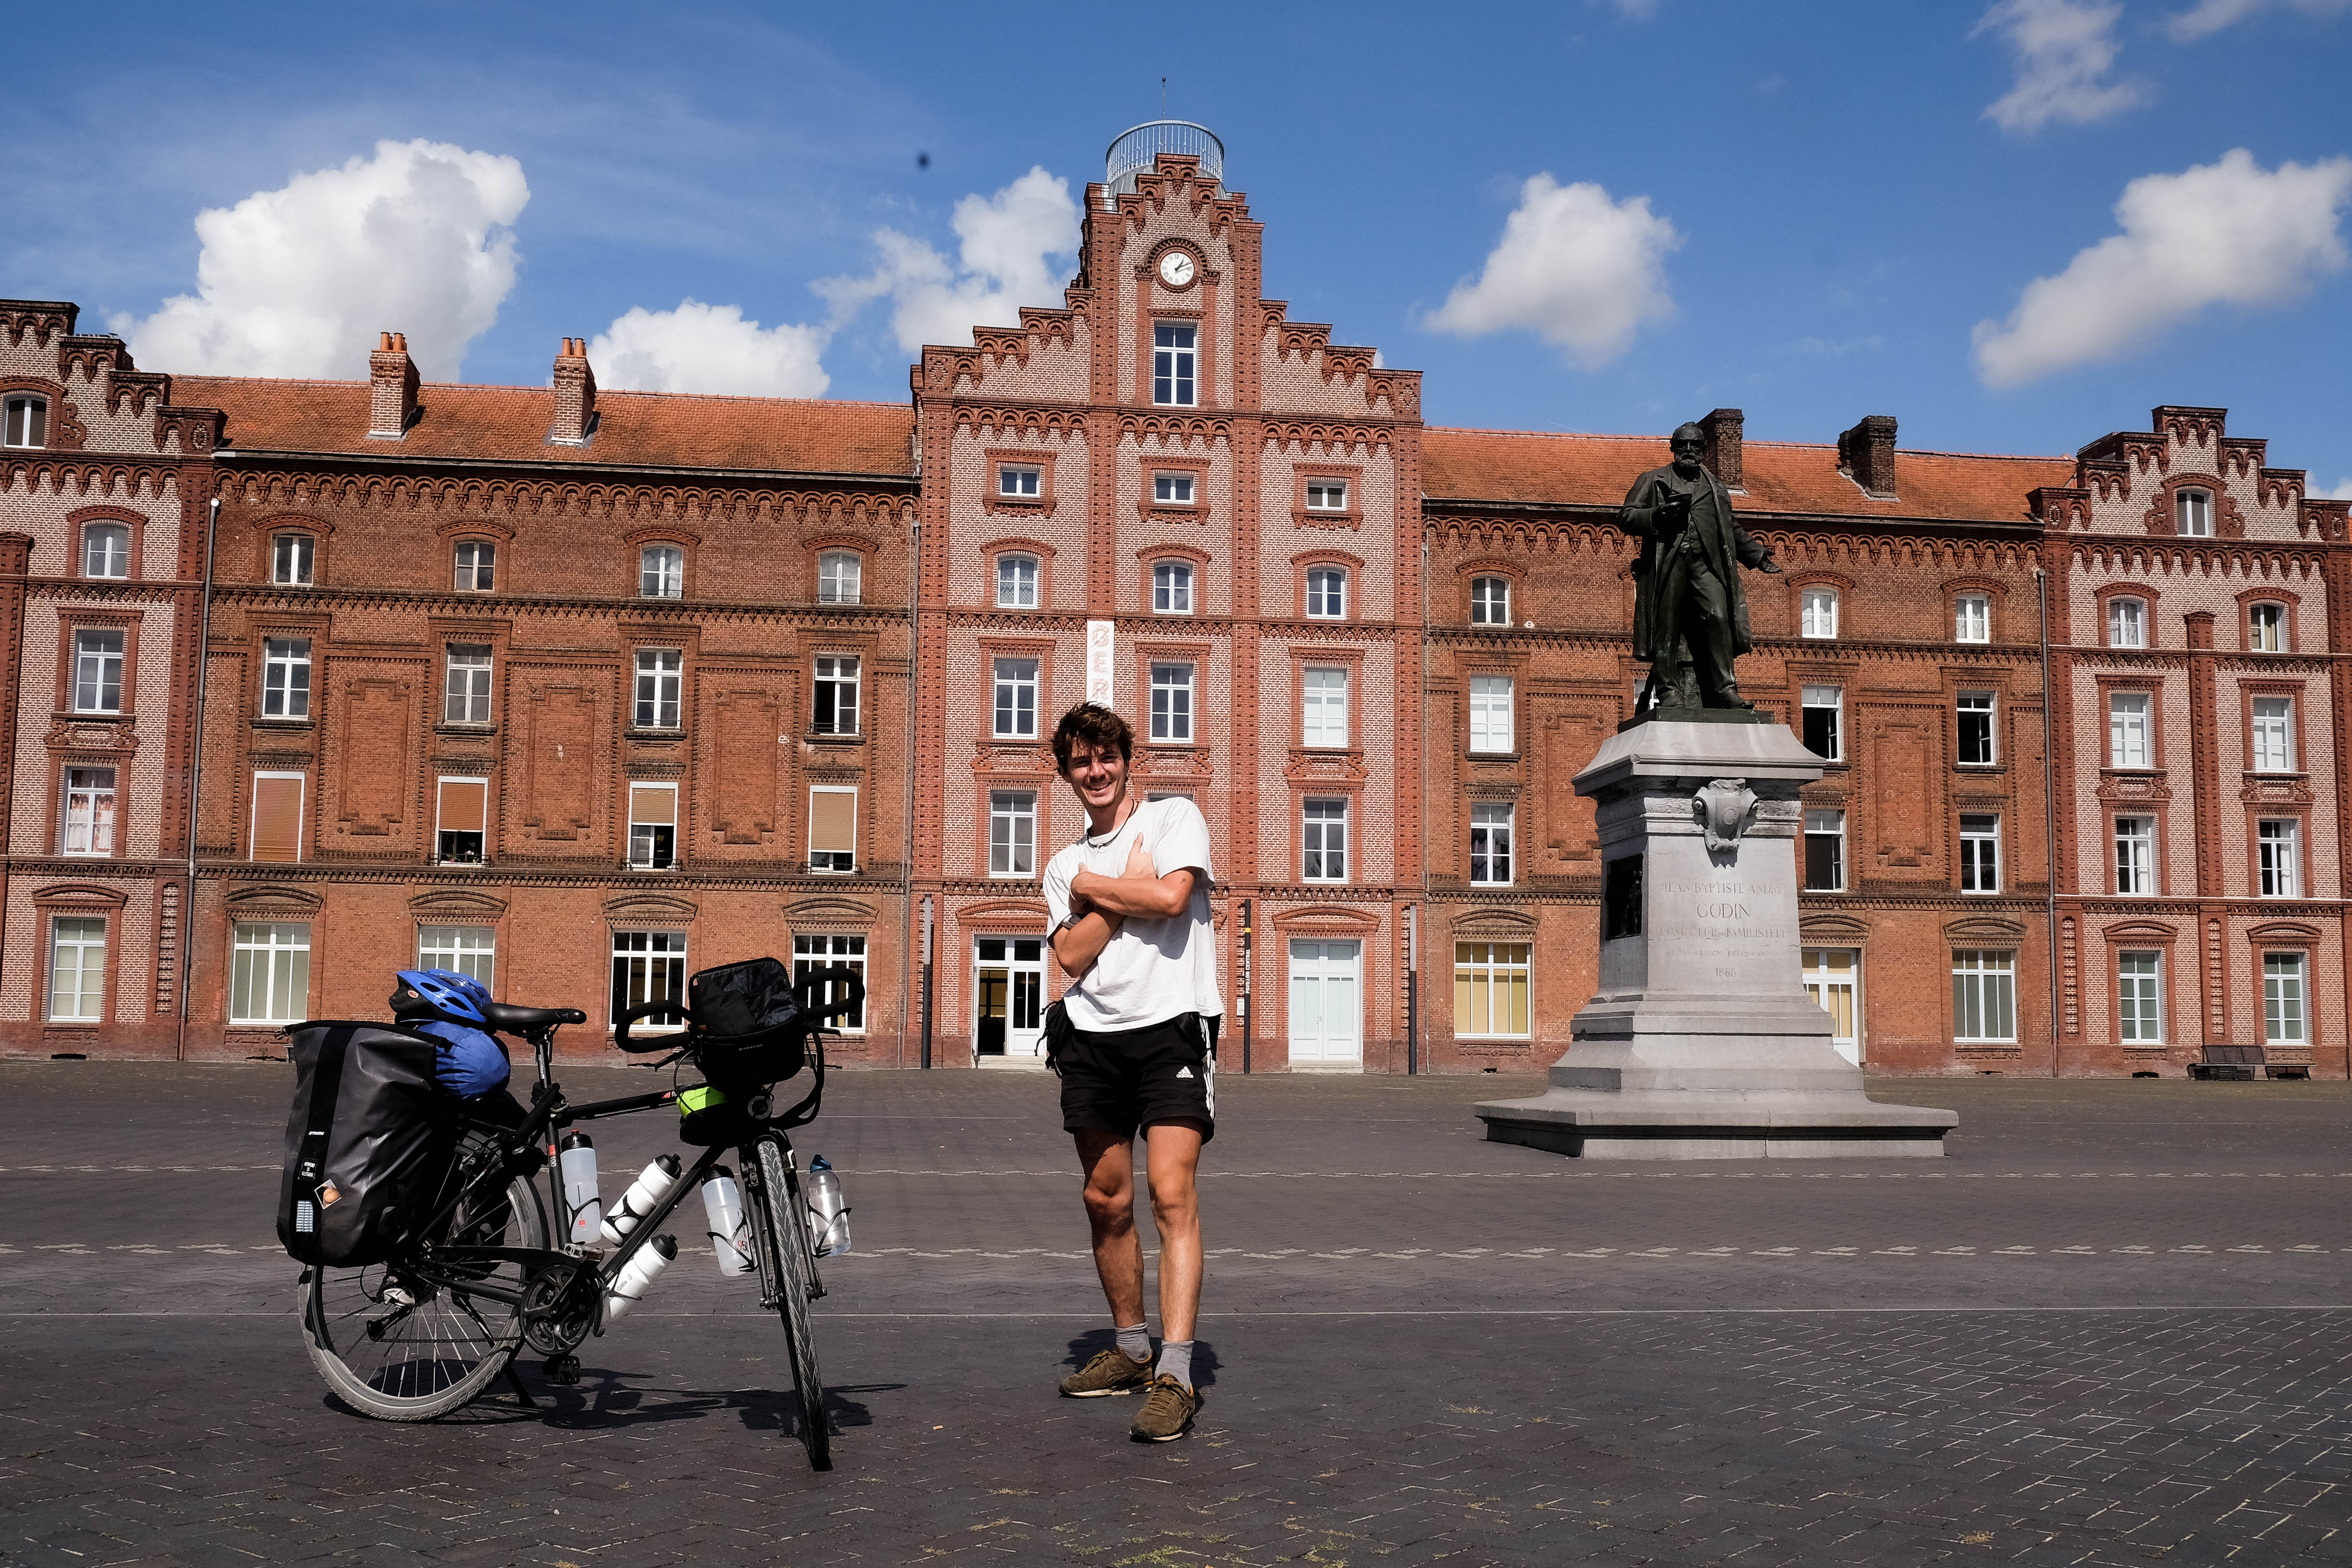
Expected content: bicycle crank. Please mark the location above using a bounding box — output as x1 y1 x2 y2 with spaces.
518 1260 599 1357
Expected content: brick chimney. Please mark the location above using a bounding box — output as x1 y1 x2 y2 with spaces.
1699 407 1744 490
367 331 418 439
549 337 597 446
1837 414 1898 498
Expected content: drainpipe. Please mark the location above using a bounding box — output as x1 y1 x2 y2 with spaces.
904 501 921 1068
2037 564 2058 1078
179 493 220 1061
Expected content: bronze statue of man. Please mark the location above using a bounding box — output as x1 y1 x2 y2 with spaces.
1619 423 1783 712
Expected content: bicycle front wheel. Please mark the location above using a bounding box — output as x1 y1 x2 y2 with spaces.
754 1136 830 1470
302 1136 547 1422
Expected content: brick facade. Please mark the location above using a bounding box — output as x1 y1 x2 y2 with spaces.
3 142 2345 1077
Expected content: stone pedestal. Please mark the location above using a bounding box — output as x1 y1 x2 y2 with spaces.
1475 716 1957 1159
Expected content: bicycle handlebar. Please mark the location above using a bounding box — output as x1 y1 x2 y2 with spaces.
606 965 867 1055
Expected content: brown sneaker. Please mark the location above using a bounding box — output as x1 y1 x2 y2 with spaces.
1058 1348 1152 1397
1129 1373 1198 1441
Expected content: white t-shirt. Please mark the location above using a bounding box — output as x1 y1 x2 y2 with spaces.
1041 796 1223 1032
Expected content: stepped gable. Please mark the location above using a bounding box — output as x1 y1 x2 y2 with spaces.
173 375 916 477
1421 426 2073 523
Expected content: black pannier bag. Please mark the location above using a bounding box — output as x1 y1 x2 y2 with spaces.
685 956 808 1085
277 1021 457 1267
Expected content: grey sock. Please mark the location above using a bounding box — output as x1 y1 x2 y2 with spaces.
1154 1339 1194 1388
1116 1322 1152 1363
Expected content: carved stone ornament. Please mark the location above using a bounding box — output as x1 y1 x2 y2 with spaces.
1692 777 1757 851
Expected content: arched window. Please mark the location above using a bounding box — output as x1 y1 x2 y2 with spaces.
453 539 496 592
82 523 130 580
638 544 684 598
1152 560 1194 614
2248 601 2286 652
996 553 1039 609
2106 596 2147 649
2176 489 2214 537
818 550 862 605
2 395 46 449
1470 576 1511 625
271 533 315 587
1306 566 1348 619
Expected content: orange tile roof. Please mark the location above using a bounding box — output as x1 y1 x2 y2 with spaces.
1422 427 2075 524
177 375 916 478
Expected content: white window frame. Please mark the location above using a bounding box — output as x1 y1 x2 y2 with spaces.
2258 819 2300 898
1951 949 2017 1043
453 539 495 592
83 523 130 580
2264 952 2307 1044
634 648 682 730
47 916 106 1023
1301 667 1349 749
812 654 860 736
2108 692 2151 770
1152 472 1196 506
1305 479 1349 512
992 657 1039 739
3 394 48 449
230 921 312 1026
2177 488 2214 538
2251 696 2294 773
1470 576 1511 626
793 933 868 1033
1469 801 1514 886
1804 808 1846 893
1803 947 1862 1063
628 782 678 870
72 628 124 714
1302 797 1349 883
638 544 684 599
1801 686 1842 762
609 929 687 1033
1954 593 1990 644
2118 951 2162 1044
2107 597 2147 649
1959 813 2001 894
1152 322 1197 407
2249 601 2285 652
261 636 309 721
989 790 1036 878
272 533 314 587
443 644 493 725
1152 561 1194 614
995 553 1040 609
1306 566 1348 620
807 785 858 874
817 550 862 605
1957 690 1996 767
435 776 488 865
62 766 116 857
1801 588 1839 640
1150 662 1194 743
1453 941 1531 1039
1468 675 1515 755
2114 815 2155 895
417 924 496 987
997 465 1041 499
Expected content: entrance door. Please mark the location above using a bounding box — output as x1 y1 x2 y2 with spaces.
975 936 1046 1058
1802 947 1862 1065
1287 939 1362 1066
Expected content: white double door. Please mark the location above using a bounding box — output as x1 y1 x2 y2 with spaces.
1287 939 1362 1066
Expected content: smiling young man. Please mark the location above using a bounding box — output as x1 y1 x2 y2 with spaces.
1040 701 1222 1443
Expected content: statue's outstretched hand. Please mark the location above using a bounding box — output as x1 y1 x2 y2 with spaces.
1758 555 1785 575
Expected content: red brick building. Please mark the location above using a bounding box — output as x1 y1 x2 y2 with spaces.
5 125 2346 1076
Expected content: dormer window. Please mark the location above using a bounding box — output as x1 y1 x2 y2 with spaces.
1470 576 1511 625
996 553 1039 609
998 465 1041 499
2176 488 2214 537
272 534 314 587
1306 480 1348 512
1152 472 1195 506
1152 323 1197 406
83 524 130 580
2 395 46 448
639 545 684 599
2107 596 2147 649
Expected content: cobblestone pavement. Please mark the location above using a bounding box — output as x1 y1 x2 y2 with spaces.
5 1063 2352 1565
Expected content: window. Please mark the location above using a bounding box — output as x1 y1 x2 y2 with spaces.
610 930 686 1032
259 637 309 720
2264 953 2307 1044
989 790 1035 877
1801 686 1842 761
1152 322 1197 406
812 655 860 736
418 925 495 988
62 767 115 856
793 933 868 1032
48 917 105 1022
1301 667 1349 748
808 786 857 873
1957 690 1996 766
3 394 47 448
1150 662 1194 743
634 648 682 729
443 644 492 725
1804 809 1846 892
818 551 862 605
1152 472 1196 505
1469 675 1515 754
1470 576 1510 626
436 776 486 864
1454 942 1531 1038
249 772 306 863
1803 949 1861 1063
1951 950 2016 1043
997 465 1041 499
1801 588 1839 639
2248 602 2285 652
2177 488 2214 537
1302 797 1348 882
638 545 684 598
1306 566 1348 619
83 524 130 579
72 629 123 714
1470 801 1514 885
2107 597 2146 648
272 534 314 587
230 921 311 1025
992 657 1039 738
2258 819 2300 898
2118 951 2162 1044
2108 692 2151 769
2251 697 2294 772
1306 479 1348 512
1954 593 1990 644
2114 816 2154 895
628 783 677 870
996 553 1039 609
1152 561 1194 614
453 539 495 592
1959 813 2000 894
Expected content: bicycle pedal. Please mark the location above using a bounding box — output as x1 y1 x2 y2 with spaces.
542 1354 582 1386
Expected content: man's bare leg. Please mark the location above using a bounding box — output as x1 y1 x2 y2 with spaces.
1142 1121 1205 1342
1075 1127 1145 1326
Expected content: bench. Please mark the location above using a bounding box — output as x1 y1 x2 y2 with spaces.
2187 1043 2309 1081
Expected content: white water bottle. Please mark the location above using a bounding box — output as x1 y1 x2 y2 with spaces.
600 1153 681 1246
700 1165 754 1277
558 1132 601 1246
806 1156 850 1256
603 1234 677 1322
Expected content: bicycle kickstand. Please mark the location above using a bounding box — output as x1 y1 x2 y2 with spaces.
503 1360 539 1408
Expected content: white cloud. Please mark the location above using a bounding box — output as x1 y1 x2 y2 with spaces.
2315 476 2352 500
117 139 527 380
1973 0 2149 134
816 167 1080 353
1599 0 1664 18
588 300 829 398
1972 149 2352 388
2166 0 2350 39
1423 174 1680 368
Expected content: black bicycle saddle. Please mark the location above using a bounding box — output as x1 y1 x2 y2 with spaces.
480 1000 588 1032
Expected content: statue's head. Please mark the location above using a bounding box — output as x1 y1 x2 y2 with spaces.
1670 423 1706 472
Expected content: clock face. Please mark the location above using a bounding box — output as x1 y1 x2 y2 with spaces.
1158 251 1196 288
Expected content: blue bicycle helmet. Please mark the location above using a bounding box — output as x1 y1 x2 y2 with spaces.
391 968 491 1027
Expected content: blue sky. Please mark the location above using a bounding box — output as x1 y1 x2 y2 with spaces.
8 0 2349 486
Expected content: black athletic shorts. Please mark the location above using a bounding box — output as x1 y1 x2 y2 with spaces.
1058 1014 1216 1144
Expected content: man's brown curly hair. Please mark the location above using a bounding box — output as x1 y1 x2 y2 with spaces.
1052 701 1134 775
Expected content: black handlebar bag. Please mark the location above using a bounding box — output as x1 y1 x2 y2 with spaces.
685 956 808 1086
277 1021 457 1267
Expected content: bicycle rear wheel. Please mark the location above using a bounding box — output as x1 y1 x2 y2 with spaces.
754 1136 830 1470
302 1131 547 1421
